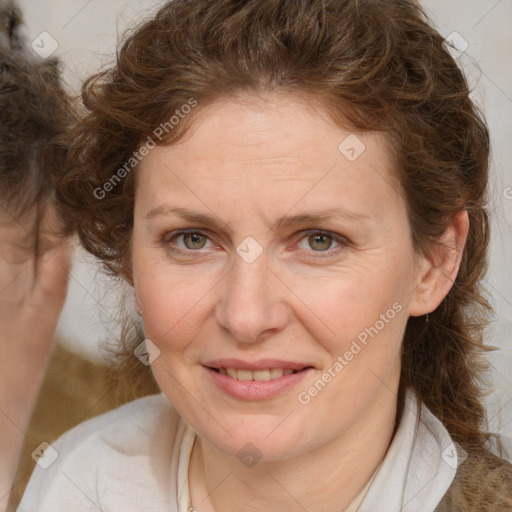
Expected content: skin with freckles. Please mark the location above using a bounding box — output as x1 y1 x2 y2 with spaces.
131 92 468 512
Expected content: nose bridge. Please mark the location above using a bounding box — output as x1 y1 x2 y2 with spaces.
232 253 266 297
216 247 286 343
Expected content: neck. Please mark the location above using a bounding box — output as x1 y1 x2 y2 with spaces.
189 384 401 512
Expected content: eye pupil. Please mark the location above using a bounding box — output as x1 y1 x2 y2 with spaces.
309 233 332 251
184 232 207 249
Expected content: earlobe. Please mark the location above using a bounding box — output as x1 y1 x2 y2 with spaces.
132 287 143 316
408 210 469 317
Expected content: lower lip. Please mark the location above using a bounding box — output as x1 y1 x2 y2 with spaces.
204 366 314 400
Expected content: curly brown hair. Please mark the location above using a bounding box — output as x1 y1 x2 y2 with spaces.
0 0 70 233
55 0 511 507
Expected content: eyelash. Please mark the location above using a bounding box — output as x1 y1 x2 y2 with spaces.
164 229 348 258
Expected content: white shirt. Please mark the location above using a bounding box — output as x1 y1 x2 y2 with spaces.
16 387 456 512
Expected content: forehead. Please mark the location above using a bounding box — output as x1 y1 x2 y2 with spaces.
161 93 393 164
136 93 403 221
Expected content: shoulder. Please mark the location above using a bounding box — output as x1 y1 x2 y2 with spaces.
17 393 184 512
42 392 180 457
435 444 512 512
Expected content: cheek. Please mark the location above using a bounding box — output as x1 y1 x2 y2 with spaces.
133 253 217 352
295 273 410 393
290 264 409 344
295 274 408 414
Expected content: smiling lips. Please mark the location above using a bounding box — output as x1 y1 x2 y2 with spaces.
203 359 313 399
218 367 296 381
204 359 311 379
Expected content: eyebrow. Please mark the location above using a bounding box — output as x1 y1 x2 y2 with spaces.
145 205 370 232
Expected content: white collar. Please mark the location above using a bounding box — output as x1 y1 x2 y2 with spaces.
176 387 456 512
359 387 457 512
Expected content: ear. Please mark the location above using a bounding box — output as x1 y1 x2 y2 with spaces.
408 210 469 317
132 288 142 315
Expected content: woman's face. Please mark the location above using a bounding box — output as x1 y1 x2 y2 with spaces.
132 93 424 460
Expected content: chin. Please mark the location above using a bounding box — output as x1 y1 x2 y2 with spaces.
192 412 313 462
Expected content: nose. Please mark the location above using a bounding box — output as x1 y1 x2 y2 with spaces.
215 250 289 344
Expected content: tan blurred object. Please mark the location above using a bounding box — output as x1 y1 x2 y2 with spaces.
7 339 122 511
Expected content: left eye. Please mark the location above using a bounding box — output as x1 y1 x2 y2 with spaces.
296 231 342 253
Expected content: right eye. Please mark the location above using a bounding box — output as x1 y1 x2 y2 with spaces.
164 230 215 254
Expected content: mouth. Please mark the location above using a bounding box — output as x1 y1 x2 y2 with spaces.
207 366 311 381
202 359 315 399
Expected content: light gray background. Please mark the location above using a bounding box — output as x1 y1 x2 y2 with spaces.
16 0 512 441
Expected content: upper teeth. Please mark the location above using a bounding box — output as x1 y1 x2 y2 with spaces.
219 368 295 381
